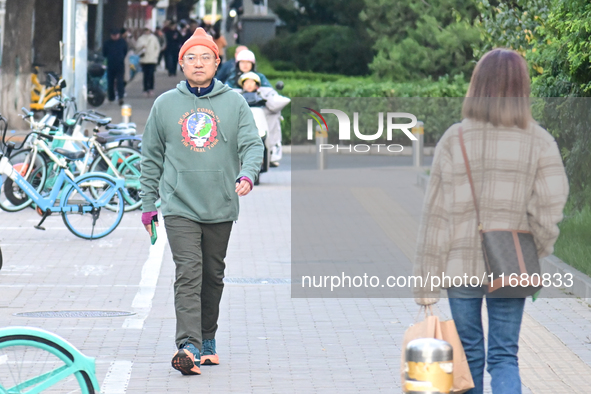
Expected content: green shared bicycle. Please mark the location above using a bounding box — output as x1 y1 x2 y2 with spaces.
0 326 99 393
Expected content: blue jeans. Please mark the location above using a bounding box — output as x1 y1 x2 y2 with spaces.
447 286 525 394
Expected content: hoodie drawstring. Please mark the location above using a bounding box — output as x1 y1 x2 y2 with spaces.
207 96 228 142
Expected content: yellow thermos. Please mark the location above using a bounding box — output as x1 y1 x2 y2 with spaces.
404 338 453 393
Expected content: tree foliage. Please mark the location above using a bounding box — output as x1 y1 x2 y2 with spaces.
361 0 481 81
265 0 373 75
272 0 365 33
476 0 591 209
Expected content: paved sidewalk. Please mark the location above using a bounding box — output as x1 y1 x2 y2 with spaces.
98 68 181 131
0 72 590 393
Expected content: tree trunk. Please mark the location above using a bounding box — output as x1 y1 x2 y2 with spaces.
103 0 128 43
88 3 97 52
32 0 63 73
0 0 35 124
175 0 199 21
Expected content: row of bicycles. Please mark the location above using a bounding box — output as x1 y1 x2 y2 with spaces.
0 79 133 392
0 91 145 240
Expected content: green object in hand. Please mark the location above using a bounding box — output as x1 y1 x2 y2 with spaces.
150 219 158 245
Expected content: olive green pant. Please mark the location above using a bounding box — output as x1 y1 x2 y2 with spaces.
164 215 233 351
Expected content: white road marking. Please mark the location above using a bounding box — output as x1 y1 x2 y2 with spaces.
101 360 133 394
122 224 167 329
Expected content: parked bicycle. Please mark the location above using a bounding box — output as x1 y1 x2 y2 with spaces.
0 114 127 239
1 109 142 212
0 326 100 393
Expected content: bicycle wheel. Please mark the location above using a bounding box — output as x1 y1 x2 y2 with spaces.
0 334 95 393
89 147 142 212
0 149 47 212
61 175 124 239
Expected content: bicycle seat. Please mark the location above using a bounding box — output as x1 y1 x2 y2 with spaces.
106 122 137 130
96 131 139 143
96 118 112 126
82 115 112 126
108 128 136 136
54 148 85 161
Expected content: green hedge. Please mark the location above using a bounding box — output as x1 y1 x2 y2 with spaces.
265 74 469 144
226 46 470 145
554 205 591 277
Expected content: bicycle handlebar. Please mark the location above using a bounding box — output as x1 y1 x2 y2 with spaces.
37 131 54 141
77 111 111 126
87 109 107 117
0 114 8 152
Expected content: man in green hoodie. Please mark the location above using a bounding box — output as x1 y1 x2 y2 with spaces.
139 27 263 376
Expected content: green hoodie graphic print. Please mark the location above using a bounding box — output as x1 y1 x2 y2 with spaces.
140 80 264 223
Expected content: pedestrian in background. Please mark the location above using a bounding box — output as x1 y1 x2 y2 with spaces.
225 49 272 89
139 27 263 376
103 29 127 105
413 48 569 394
179 22 191 44
121 28 136 85
136 28 161 97
215 44 247 83
156 26 167 70
164 22 182 76
211 21 227 63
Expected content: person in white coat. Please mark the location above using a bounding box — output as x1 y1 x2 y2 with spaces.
136 28 161 96
258 86 290 166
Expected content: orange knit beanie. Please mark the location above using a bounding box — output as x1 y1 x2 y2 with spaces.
178 28 219 61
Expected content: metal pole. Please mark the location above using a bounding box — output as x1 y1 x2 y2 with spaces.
412 121 424 167
315 124 327 170
221 0 226 33
94 0 104 52
199 0 205 19
211 0 217 24
74 0 88 112
121 104 132 123
0 0 6 67
62 0 76 99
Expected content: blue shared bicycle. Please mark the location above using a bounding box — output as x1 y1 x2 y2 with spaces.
0 115 126 239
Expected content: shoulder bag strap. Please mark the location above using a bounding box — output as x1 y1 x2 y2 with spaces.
458 127 483 231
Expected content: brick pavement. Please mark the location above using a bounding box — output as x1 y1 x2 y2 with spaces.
0 72 590 393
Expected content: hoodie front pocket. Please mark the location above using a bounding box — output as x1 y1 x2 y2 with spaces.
171 170 232 221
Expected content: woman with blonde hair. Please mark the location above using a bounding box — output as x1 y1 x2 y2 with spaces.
413 48 569 393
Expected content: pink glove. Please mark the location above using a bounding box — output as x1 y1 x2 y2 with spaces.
141 211 158 226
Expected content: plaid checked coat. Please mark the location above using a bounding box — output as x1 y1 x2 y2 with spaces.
413 119 569 303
